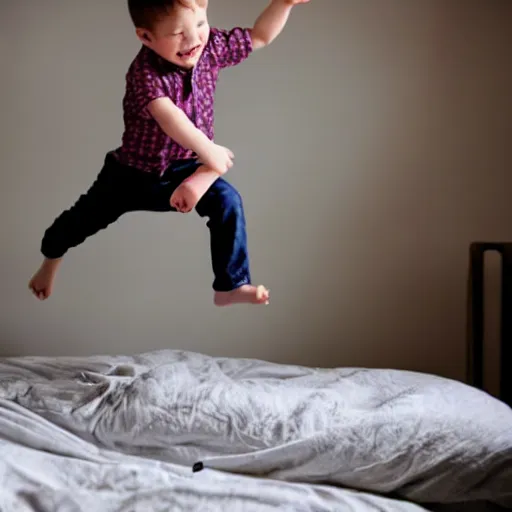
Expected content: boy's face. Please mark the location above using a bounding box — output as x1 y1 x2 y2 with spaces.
137 3 210 69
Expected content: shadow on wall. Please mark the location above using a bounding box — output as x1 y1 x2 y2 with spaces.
270 0 512 380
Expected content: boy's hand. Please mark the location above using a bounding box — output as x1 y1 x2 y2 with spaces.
197 143 234 175
283 0 310 4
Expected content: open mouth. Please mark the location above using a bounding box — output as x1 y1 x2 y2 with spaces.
177 45 201 58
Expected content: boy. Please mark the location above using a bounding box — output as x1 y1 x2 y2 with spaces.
29 0 309 306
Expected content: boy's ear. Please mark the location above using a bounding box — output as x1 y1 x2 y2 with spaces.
135 28 152 45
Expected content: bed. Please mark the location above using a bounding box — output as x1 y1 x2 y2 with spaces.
0 348 510 512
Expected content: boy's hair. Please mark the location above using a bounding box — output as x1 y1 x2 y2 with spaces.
127 0 205 30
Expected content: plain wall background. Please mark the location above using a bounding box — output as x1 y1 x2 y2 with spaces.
1 0 511 385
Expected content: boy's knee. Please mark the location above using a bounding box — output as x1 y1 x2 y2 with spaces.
198 180 244 216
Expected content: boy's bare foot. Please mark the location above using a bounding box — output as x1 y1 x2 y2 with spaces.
170 167 222 213
214 284 270 307
28 258 62 300
170 183 196 213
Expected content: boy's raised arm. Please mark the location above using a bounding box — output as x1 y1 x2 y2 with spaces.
250 0 310 50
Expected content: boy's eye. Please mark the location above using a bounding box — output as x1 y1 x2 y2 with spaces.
198 21 205 27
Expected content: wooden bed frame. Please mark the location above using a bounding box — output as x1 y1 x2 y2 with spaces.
467 242 512 408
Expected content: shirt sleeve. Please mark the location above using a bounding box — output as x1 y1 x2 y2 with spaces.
208 27 254 69
126 50 169 120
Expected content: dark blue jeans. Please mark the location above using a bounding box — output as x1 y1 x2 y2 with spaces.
41 153 251 292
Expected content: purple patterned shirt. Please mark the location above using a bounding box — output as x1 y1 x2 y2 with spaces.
113 27 253 175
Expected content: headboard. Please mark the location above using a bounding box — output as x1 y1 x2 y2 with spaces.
467 242 512 408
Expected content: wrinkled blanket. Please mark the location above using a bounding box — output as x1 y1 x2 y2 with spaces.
0 349 511 511
0 400 430 512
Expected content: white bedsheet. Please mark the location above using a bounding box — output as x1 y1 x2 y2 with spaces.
0 349 511 511
0 400 429 512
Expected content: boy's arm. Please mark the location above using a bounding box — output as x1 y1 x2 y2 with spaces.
148 98 234 173
250 0 310 50
148 98 211 156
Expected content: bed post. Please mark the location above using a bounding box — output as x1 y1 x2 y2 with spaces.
500 244 512 407
467 243 484 392
467 242 512 408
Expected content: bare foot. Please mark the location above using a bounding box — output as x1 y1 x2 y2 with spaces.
214 284 270 307
28 258 62 300
170 183 196 213
170 167 221 213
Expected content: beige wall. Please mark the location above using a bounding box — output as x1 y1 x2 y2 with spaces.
1 0 511 384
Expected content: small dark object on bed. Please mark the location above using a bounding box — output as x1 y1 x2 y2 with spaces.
193 462 204 473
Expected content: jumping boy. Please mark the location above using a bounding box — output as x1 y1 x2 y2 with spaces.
29 0 309 306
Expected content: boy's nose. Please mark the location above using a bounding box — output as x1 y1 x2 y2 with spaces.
185 31 200 46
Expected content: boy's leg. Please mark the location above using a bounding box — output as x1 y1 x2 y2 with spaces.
195 178 269 306
29 155 134 299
